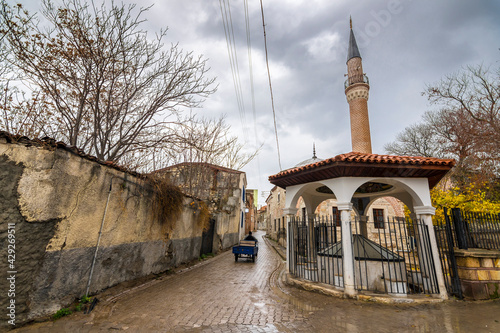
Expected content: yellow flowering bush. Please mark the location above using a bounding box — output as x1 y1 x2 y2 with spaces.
431 182 500 225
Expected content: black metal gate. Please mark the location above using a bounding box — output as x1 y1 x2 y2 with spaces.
200 218 215 256
434 209 463 298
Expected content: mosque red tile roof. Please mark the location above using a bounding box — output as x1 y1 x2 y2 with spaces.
269 152 455 189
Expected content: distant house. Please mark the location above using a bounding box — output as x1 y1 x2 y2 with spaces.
265 185 286 245
257 205 268 230
154 162 247 251
244 189 258 234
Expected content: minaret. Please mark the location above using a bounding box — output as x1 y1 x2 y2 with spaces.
345 18 372 154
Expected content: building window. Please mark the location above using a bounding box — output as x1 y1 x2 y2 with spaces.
332 207 341 226
302 207 306 222
373 209 384 228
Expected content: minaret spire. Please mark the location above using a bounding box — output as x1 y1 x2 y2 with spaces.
347 18 361 63
312 143 317 159
345 18 372 154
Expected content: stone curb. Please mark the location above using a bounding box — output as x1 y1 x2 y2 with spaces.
285 271 446 304
263 236 286 261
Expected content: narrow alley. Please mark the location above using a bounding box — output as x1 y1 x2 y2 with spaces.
12 231 500 332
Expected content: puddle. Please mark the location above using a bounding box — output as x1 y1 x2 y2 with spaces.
268 261 321 312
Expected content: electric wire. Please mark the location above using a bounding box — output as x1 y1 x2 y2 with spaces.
219 0 249 142
219 0 242 122
259 0 282 170
244 0 263 187
244 0 258 141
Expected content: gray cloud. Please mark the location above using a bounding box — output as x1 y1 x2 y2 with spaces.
16 0 500 204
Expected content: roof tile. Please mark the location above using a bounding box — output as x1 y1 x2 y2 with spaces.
269 151 455 186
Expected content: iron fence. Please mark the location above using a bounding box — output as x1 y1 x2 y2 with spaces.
288 216 439 295
288 216 343 287
459 210 500 250
434 215 462 298
350 218 438 295
434 208 500 298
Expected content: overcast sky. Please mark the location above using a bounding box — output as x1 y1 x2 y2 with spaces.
25 0 500 205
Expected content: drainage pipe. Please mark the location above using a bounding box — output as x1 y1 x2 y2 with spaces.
85 176 114 297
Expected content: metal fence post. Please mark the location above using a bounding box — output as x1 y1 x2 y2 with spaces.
452 208 468 249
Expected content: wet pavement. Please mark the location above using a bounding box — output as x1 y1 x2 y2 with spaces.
11 231 500 332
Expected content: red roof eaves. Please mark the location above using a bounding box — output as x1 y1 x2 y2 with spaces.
269 152 455 181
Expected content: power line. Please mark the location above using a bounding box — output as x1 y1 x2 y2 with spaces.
244 0 257 142
219 0 249 142
259 0 282 170
244 0 263 185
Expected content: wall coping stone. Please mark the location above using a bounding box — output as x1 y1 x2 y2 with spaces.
455 248 500 259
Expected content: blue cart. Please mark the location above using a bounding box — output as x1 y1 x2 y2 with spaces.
232 240 258 262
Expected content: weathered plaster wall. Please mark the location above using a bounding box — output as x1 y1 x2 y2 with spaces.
0 154 59 327
159 164 246 253
0 138 233 328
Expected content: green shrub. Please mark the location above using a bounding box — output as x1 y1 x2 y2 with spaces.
53 308 72 320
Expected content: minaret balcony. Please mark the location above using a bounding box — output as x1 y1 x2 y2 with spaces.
344 74 369 89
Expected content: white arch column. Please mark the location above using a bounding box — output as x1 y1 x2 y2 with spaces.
338 202 356 297
284 207 298 273
414 205 448 299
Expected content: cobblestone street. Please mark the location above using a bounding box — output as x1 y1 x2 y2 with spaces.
12 231 500 332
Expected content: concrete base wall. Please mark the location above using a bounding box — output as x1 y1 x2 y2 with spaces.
221 232 239 250
29 240 171 319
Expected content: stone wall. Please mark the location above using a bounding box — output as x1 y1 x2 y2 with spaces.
266 186 286 241
0 135 240 328
154 162 246 250
455 249 500 300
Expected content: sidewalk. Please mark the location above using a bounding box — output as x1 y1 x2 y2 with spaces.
263 236 286 261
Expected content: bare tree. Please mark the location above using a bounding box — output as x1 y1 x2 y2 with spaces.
384 122 443 158
424 64 500 158
1 0 216 162
172 115 261 170
0 88 61 138
386 64 500 191
141 114 260 173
